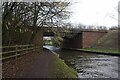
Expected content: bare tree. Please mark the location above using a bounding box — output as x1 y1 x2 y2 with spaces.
2 2 70 46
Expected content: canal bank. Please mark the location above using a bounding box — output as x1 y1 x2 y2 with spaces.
61 48 120 57
45 46 119 78
43 48 78 78
79 48 120 56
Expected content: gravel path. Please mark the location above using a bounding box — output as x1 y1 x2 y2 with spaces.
2 49 55 78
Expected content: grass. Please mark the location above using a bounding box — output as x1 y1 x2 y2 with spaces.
50 54 78 78
80 48 120 54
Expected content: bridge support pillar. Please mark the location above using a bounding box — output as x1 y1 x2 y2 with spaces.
33 30 43 53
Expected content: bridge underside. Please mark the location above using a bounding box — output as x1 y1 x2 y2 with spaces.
43 32 55 36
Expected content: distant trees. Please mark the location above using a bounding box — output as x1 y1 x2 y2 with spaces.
2 2 70 46
109 26 118 30
68 23 108 32
96 26 107 31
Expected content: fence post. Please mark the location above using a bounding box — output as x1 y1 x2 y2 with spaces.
15 45 18 66
15 45 18 59
26 45 29 54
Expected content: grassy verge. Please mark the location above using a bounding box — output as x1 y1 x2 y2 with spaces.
50 54 78 78
79 48 120 54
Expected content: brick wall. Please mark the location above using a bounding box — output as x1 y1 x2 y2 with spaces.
82 31 107 48
62 31 107 49
33 29 43 48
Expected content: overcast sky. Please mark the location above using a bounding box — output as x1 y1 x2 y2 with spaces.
67 0 119 28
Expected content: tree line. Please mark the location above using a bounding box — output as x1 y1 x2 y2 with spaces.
2 2 70 46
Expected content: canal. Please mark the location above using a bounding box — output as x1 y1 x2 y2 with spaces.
44 46 119 78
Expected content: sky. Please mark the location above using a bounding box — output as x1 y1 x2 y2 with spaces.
67 0 120 28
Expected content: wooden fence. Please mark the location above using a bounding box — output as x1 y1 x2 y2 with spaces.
0 45 40 61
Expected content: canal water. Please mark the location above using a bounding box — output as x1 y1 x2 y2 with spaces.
44 46 119 78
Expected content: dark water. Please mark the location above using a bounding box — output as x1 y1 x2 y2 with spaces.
44 46 119 78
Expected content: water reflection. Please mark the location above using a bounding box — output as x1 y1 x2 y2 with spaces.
43 46 59 51
44 46 119 78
